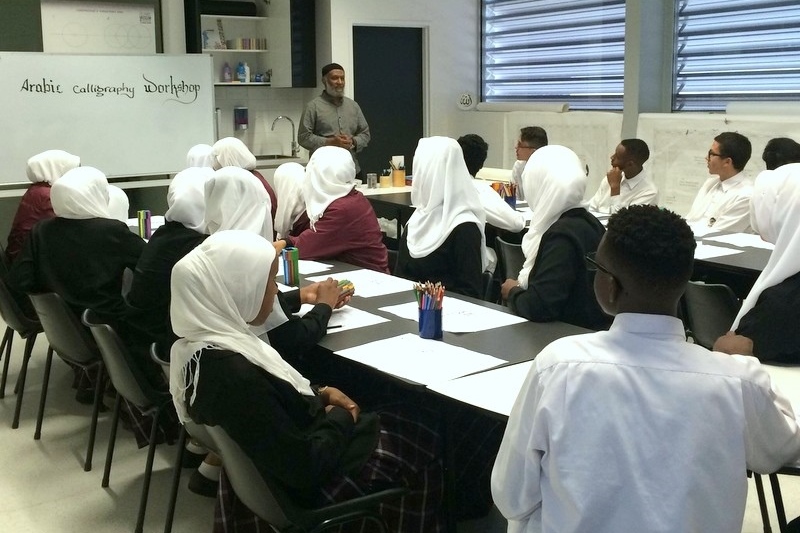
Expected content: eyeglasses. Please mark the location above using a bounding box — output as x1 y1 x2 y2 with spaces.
707 150 725 159
515 143 534 150
584 252 621 290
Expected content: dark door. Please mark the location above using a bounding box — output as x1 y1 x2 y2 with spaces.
353 26 424 178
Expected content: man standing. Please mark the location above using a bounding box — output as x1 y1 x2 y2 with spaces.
587 138 658 213
510 126 548 201
685 131 753 233
298 63 370 178
492 204 800 533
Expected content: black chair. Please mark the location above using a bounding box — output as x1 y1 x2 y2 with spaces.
82 310 175 533
495 236 524 281
0 278 43 427
205 423 409 533
681 280 740 350
27 292 104 470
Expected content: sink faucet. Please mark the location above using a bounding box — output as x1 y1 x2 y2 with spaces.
271 115 298 157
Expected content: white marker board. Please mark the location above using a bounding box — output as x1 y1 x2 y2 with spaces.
0 52 215 184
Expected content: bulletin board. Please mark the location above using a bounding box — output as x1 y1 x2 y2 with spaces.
504 111 623 199
637 113 800 216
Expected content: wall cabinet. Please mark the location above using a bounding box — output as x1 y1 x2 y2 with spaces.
185 0 316 88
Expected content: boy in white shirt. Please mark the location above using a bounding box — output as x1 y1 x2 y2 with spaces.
587 138 658 213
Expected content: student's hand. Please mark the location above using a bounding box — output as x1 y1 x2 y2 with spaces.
301 279 340 309
500 278 519 302
606 167 623 195
322 387 360 422
712 331 754 356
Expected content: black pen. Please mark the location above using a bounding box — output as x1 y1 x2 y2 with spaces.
327 325 342 329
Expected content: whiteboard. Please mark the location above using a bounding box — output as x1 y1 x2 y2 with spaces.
637 113 800 216
504 111 623 200
0 52 215 184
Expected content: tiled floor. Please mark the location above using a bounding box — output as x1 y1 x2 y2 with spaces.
0 323 797 532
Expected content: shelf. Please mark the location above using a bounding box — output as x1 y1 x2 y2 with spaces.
203 49 269 53
201 15 268 21
214 82 272 86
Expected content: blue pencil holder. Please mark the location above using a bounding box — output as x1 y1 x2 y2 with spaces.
418 308 443 340
504 193 517 210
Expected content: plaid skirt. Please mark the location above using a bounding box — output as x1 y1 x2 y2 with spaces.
212 406 445 533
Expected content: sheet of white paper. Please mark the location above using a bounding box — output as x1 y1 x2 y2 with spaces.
379 299 527 333
335 333 505 385
693 243 745 260
428 361 533 416
306 269 414 298
277 260 333 277
276 282 292 293
704 233 775 250
296 304 390 333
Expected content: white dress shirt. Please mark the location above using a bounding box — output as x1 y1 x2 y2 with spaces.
492 313 800 533
473 180 526 233
685 172 754 233
587 168 659 214
511 159 527 201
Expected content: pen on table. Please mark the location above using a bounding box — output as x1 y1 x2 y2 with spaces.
327 325 343 329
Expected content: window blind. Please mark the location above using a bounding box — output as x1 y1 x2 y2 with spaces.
674 0 800 111
482 0 626 110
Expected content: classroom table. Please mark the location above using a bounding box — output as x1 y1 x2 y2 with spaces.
362 189 414 241
692 232 772 298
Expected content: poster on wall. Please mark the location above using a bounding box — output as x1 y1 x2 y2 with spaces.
41 1 156 54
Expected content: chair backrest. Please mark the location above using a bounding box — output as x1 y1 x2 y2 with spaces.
82 309 162 409
682 281 741 350
0 279 40 337
496 237 524 281
28 292 98 365
204 424 296 529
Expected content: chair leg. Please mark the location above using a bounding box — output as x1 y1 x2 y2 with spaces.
753 474 773 533
84 364 105 472
11 335 35 429
34 346 54 439
102 395 123 487
0 326 13 398
135 404 166 533
770 473 788 532
164 426 188 533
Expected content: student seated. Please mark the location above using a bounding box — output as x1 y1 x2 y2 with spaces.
457 133 525 234
125 167 212 351
587 138 658 213
169 230 445 532
510 126 548 201
279 146 389 273
186 143 215 168
395 136 490 298
714 164 800 364
500 145 609 330
5 149 80 263
492 205 800 533
762 137 800 170
273 162 310 239
684 131 754 233
211 137 277 226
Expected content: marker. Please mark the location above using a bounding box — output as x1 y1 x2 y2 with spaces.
327 325 342 329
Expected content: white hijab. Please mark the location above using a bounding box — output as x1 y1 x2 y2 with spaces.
732 164 800 329
26 150 80 185
203 166 273 240
186 144 215 168
169 230 313 423
51 167 111 220
303 146 355 230
107 185 129 222
165 167 214 232
212 137 256 170
406 136 489 269
518 145 588 288
273 162 306 239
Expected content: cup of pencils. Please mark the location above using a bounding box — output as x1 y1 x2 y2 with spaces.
491 181 517 209
415 281 444 340
282 247 300 286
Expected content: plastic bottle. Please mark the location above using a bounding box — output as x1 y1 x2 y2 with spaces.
236 62 246 83
221 62 232 83
243 62 251 83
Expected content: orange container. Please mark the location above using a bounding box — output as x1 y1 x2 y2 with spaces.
392 169 406 187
